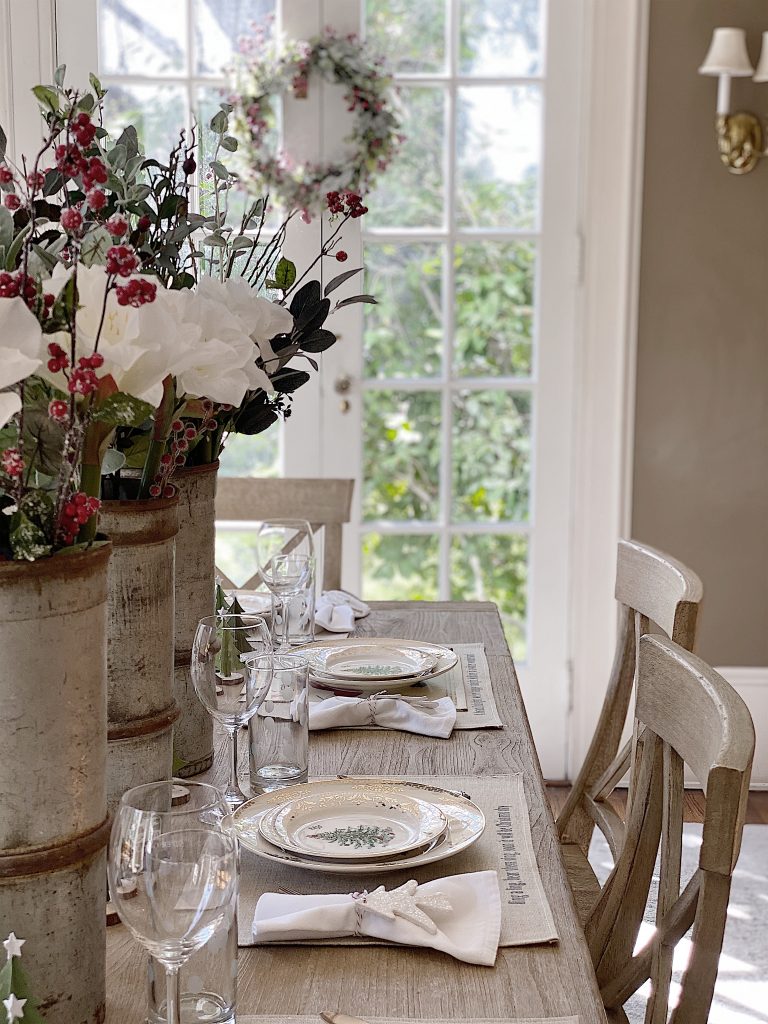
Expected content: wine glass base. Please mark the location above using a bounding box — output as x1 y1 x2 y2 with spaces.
149 991 234 1024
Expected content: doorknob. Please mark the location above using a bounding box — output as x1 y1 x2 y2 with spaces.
334 374 352 394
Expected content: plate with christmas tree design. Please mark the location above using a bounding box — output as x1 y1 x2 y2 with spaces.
258 787 448 861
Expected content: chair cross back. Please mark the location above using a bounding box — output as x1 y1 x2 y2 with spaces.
557 540 703 859
214 477 354 591
585 635 754 1024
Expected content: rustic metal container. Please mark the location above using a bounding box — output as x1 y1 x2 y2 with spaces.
173 462 217 777
0 542 111 1024
100 497 179 814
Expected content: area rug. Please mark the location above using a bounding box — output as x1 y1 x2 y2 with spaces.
589 823 768 1023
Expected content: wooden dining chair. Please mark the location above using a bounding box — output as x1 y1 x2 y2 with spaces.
557 539 703 921
215 477 354 591
584 634 754 1023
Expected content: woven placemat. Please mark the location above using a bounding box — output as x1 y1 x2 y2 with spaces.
309 644 502 730
237 773 557 949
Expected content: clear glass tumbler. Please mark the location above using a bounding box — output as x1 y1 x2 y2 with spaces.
270 560 315 646
248 653 309 793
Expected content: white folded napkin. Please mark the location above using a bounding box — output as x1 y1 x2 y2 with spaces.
315 590 370 633
309 692 456 738
252 871 500 965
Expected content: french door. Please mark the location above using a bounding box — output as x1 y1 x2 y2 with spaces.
53 0 582 776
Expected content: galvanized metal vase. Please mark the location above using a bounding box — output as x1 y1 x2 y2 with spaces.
172 462 217 777
100 497 179 813
0 542 111 1024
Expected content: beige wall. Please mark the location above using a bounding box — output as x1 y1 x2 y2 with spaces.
633 0 768 666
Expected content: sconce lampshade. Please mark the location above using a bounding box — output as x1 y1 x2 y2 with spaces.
699 27 754 77
753 32 768 81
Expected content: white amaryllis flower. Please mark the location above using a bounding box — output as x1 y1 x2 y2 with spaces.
0 296 45 427
167 284 273 407
197 274 294 359
45 265 194 407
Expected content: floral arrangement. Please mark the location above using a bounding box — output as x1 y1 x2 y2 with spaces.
232 26 402 215
0 69 373 559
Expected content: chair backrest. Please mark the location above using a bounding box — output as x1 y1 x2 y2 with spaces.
215 477 354 591
585 634 754 1024
557 540 703 857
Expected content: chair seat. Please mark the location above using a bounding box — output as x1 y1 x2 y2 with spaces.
560 841 602 924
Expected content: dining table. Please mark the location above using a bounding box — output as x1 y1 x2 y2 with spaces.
105 601 608 1023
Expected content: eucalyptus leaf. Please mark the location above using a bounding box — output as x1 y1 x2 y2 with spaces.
101 448 127 475
323 267 363 296
0 207 13 253
210 109 229 133
0 123 7 163
54 64 67 87
5 224 31 272
32 85 58 114
210 160 229 179
220 135 238 152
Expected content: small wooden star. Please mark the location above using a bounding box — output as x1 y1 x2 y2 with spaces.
358 879 452 935
2 933 24 960
3 992 26 1023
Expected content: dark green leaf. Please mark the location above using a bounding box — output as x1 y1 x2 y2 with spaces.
274 256 296 290
0 123 7 163
23 407 66 477
43 169 63 195
323 267 363 296
289 280 321 318
209 109 228 133
220 135 238 152
5 224 31 271
300 328 337 353
271 368 311 394
334 294 377 309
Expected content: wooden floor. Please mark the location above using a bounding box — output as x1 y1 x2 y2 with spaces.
546 785 768 824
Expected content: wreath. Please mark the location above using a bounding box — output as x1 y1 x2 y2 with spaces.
232 28 403 215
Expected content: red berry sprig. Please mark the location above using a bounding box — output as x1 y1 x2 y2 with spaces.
1 448 24 478
57 492 101 546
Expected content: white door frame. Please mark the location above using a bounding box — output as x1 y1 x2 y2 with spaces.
567 0 650 779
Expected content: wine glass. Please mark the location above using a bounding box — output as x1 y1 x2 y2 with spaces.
256 520 315 650
116 781 235 1024
191 613 272 808
108 814 237 1024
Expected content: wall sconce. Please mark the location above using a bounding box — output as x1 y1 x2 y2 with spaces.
699 27 768 174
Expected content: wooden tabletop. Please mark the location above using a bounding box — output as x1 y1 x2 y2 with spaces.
106 601 607 1022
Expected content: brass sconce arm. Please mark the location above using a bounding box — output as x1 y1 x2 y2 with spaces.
715 112 765 174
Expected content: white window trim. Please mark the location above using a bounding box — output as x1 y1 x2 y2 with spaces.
566 0 650 778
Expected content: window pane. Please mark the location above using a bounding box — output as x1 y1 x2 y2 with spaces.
460 0 543 77
219 431 279 478
363 533 439 600
456 86 540 230
103 84 188 161
194 0 276 76
454 241 535 378
365 0 446 74
450 533 528 659
364 243 443 380
100 0 187 76
363 390 441 521
368 87 445 228
452 390 531 521
215 528 259 589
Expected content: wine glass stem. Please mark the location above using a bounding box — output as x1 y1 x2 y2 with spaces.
281 595 291 649
165 964 181 1024
229 727 240 797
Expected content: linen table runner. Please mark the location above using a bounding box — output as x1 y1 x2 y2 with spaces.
237 773 557 948
309 643 502 730
239 1016 579 1024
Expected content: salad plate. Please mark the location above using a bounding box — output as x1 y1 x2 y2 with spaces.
229 777 485 875
258 789 446 860
301 638 458 693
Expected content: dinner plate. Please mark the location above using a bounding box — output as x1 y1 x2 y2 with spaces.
300 638 458 694
303 643 437 682
229 777 485 875
258 788 446 860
